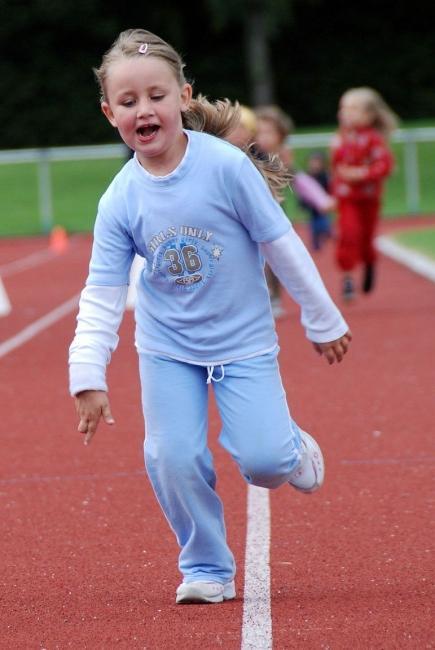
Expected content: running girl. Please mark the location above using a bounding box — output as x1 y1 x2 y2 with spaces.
331 87 398 300
69 28 352 605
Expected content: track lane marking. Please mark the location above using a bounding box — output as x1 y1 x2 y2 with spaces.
241 485 272 650
341 456 435 465
0 234 84 278
0 248 57 278
3 457 434 487
0 293 80 359
0 469 146 486
376 235 435 282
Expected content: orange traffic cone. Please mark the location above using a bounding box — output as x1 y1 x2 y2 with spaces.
50 225 68 253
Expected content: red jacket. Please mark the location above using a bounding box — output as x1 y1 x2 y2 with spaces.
331 126 394 201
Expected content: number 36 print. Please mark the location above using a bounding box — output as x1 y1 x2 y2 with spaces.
152 235 224 292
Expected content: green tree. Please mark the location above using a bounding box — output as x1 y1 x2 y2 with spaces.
206 0 292 105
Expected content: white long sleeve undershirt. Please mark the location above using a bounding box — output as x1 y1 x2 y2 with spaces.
69 229 348 396
68 284 128 395
260 229 348 343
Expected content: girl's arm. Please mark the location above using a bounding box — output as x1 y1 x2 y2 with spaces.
361 143 394 181
69 284 128 445
292 172 336 213
69 191 135 387
260 228 351 362
69 284 128 395
337 135 394 183
230 154 350 362
69 185 136 443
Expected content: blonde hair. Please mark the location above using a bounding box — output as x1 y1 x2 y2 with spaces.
184 96 291 199
94 28 186 101
94 28 291 198
254 105 294 141
341 87 399 137
239 105 258 137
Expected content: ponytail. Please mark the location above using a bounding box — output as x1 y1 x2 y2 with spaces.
183 95 292 200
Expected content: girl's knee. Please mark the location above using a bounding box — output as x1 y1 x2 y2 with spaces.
247 471 287 489
241 448 302 490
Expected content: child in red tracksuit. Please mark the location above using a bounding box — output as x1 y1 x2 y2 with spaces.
331 87 398 301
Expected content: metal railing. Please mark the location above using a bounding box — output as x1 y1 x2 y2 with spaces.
1 128 435 232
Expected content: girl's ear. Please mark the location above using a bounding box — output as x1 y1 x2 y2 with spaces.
180 83 193 112
101 101 117 127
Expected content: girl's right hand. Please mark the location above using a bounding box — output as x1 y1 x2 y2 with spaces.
74 390 115 446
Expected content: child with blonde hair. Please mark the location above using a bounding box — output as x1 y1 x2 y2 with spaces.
69 28 351 605
225 104 258 149
331 87 398 300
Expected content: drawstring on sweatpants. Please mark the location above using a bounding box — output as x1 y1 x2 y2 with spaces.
206 365 225 384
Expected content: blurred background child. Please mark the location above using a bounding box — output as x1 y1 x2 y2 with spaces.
254 104 294 168
299 151 333 252
254 105 336 317
331 87 398 301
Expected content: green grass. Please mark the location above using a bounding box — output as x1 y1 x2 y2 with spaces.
0 158 124 236
1 122 435 236
51 159 124 232
393 227 435 260
0 163 40 236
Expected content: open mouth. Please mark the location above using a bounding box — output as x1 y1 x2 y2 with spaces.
137 124 160 139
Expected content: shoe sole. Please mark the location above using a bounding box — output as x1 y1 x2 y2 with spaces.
176 581 236 604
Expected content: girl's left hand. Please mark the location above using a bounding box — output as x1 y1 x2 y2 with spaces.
313 331 352 364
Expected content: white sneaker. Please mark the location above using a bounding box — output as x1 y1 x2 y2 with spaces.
175 579 236 604
288 431 324 493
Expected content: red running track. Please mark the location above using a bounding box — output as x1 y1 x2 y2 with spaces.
0 220 434 649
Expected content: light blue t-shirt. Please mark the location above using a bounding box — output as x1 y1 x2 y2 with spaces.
87 130 291 364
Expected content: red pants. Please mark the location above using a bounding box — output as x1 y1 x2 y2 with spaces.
336 198 380 271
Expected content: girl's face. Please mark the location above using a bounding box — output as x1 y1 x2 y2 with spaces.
102 56 192 173
338 94 372 130
255 118 282 154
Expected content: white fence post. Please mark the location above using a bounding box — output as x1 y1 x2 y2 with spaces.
37 149 54 233
402 132 420 214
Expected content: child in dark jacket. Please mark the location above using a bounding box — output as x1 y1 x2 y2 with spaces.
300 151 333 252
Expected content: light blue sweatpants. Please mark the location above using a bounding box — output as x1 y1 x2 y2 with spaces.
139 350 303 584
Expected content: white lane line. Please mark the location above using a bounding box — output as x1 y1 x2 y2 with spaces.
0 293 80 359
241 485 272 650
0 468 146 486
341 456 435 465
0 277 11 316
376 235 435 282
0 248 56 278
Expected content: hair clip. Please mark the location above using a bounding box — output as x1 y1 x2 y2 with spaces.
138 43 148 54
